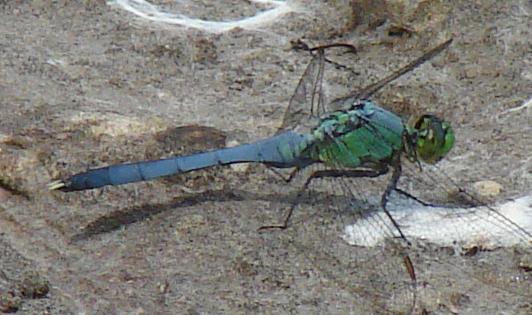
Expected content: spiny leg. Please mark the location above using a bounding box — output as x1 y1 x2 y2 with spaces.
290 39 357 54
381 159 411 245
394 187 449 207
259 168 388 231
377 160 418 309
265 166 301 183
285 167 301 183
395 187 433 206
309 43 357 73
403 255 418 313
394 187 477 208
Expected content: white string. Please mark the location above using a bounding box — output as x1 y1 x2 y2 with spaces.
108 0 295 33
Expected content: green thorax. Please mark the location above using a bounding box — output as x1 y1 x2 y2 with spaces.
303 100 406 168
296 100 455 169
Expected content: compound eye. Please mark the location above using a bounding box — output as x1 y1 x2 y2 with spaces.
410 115 454 164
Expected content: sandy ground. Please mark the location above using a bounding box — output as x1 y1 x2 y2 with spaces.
0 0 531 314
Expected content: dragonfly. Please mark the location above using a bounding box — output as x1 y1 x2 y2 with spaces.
49 38 531 313
48 42 454 207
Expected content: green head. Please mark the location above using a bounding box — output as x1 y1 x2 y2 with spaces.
407 115 455 164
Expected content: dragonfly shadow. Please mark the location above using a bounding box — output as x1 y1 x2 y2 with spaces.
70 188 348 242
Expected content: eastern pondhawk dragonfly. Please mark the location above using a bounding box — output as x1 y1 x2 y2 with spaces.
49 38 531 313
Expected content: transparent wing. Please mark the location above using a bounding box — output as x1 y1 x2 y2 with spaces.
280 38 453 134
277 48 327 133
329 38 453 110
395 161 531 246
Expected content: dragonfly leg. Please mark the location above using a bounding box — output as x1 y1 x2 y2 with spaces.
266 166 301 183
394 188 433 206
258 168 388 231
303 168 388 181
382 160 411 245
394 187 453 207
285 168 301 183
394 187 476 208
403 255 418 313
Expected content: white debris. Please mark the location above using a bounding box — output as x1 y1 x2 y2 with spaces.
342 195 532 248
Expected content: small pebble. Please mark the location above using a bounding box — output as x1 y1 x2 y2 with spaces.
472 180 503 197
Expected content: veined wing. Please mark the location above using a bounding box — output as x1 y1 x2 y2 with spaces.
329 38 453 110
278 42 359 133
277 46 327 133
279 38 452 134
388 160 532 246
